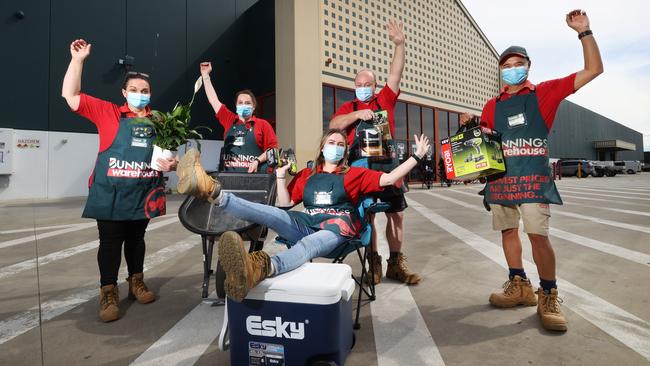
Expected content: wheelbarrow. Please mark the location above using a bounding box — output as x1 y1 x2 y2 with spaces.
178 171 277 301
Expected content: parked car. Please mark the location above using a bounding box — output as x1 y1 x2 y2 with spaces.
559 159 597 177
591 161 618 177
614 161 642 174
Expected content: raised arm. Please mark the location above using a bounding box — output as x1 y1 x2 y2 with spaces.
200 62 223 114
566 9 603 90
275 164 293 207
61 39 92 111
380 134 430 186
386 19 405 93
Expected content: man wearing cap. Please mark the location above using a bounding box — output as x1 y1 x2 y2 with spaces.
480 9 603 331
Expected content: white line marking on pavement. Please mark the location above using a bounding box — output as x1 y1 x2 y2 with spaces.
562 203 650 217
0 222 97 250
558 189 650 201
0 235 199 345
0 216 179 280
559 194 650 207
130 292 223 366
565 187 650 196
0 223 90 235
422 191 650 266
371 219 445 366
406 197 650 361
445 189 650 234
549 228 650 266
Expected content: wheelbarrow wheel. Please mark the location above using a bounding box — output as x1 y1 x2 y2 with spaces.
215 260 226 299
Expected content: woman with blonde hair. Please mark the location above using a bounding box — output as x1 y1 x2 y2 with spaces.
176 129 430 301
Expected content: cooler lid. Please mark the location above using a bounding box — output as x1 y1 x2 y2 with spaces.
245 263 356 305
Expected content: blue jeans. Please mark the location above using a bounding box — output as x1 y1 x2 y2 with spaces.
220 193 347 275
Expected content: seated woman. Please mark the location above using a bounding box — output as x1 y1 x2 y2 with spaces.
176 129 430 302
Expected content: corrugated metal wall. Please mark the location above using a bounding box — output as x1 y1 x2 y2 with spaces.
0 0 274 140
548 100 643 161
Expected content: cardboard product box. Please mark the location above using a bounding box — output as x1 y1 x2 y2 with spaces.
441 126 505 180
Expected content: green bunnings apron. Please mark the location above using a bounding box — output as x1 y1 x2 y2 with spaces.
287 172 360 238
485 91 562 205
220 121 266 172
348 99 404 193
349 98 399 173
82 114 166 220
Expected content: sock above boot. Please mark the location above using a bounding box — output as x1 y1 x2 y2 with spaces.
508 268 527 280
539 278 557 294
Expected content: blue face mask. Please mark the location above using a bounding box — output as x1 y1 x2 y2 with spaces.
236 105 253 119
501 66 529 86
322 144 345 164
127 92 150 109
355 87 374 102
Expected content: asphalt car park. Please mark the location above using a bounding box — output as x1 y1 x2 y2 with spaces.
1 173 648 365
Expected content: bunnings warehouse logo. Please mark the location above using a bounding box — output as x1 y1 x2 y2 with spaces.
502 138 548 157
246 316 306 340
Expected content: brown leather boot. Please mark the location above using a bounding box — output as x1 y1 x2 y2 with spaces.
176 148 221 202
537 288 567 331
218 231 271 302
369 251 382 285
386 253 422 285
126 273 156 304
99 284 120 322
489 275 538 308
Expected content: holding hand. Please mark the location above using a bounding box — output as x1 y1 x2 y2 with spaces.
70 39 91 61
566 9 590 33
248 159 259 173
355 109 375 121
200 62 212 78
276 163 291 178
387 19 405 46
156 157 178 172
413 134 430 159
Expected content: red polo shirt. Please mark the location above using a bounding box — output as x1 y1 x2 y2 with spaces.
216 105 278 151
287 166 383 206
332 85 400 145
480 73 576 130
74 93 152 152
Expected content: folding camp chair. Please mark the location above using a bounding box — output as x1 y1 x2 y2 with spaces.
275 197 389 330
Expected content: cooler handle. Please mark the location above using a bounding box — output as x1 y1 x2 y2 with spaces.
341 278 356 302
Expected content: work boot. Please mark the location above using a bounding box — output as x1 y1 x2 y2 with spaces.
99 284 120 322
489 275 537 308
176 148 221 202
386 253 422 285
369 252 382 285
126 273 156 304
218 231 272 302
537 288 568 331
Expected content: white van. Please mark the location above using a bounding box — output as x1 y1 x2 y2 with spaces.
614 161 642 174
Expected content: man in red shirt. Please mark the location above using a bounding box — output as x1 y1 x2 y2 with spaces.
330 20 421 285
199 62 277 173
480 10 603 331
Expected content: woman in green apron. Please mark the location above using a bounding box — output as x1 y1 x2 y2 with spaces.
199 62 278 173
176 129 430 302
62 39 177 322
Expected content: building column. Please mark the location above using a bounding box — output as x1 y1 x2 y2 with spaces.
275 0 322 168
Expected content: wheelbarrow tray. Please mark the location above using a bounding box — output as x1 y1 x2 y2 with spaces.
178 172 277 236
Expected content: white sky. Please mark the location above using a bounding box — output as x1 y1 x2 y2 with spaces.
461 0 650 151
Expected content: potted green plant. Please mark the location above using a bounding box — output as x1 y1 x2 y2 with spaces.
141 77 211 170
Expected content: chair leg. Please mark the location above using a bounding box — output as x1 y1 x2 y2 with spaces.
201 235 215 299
354 246 370 330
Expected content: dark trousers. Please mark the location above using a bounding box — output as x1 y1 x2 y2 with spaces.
97 219 149 286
